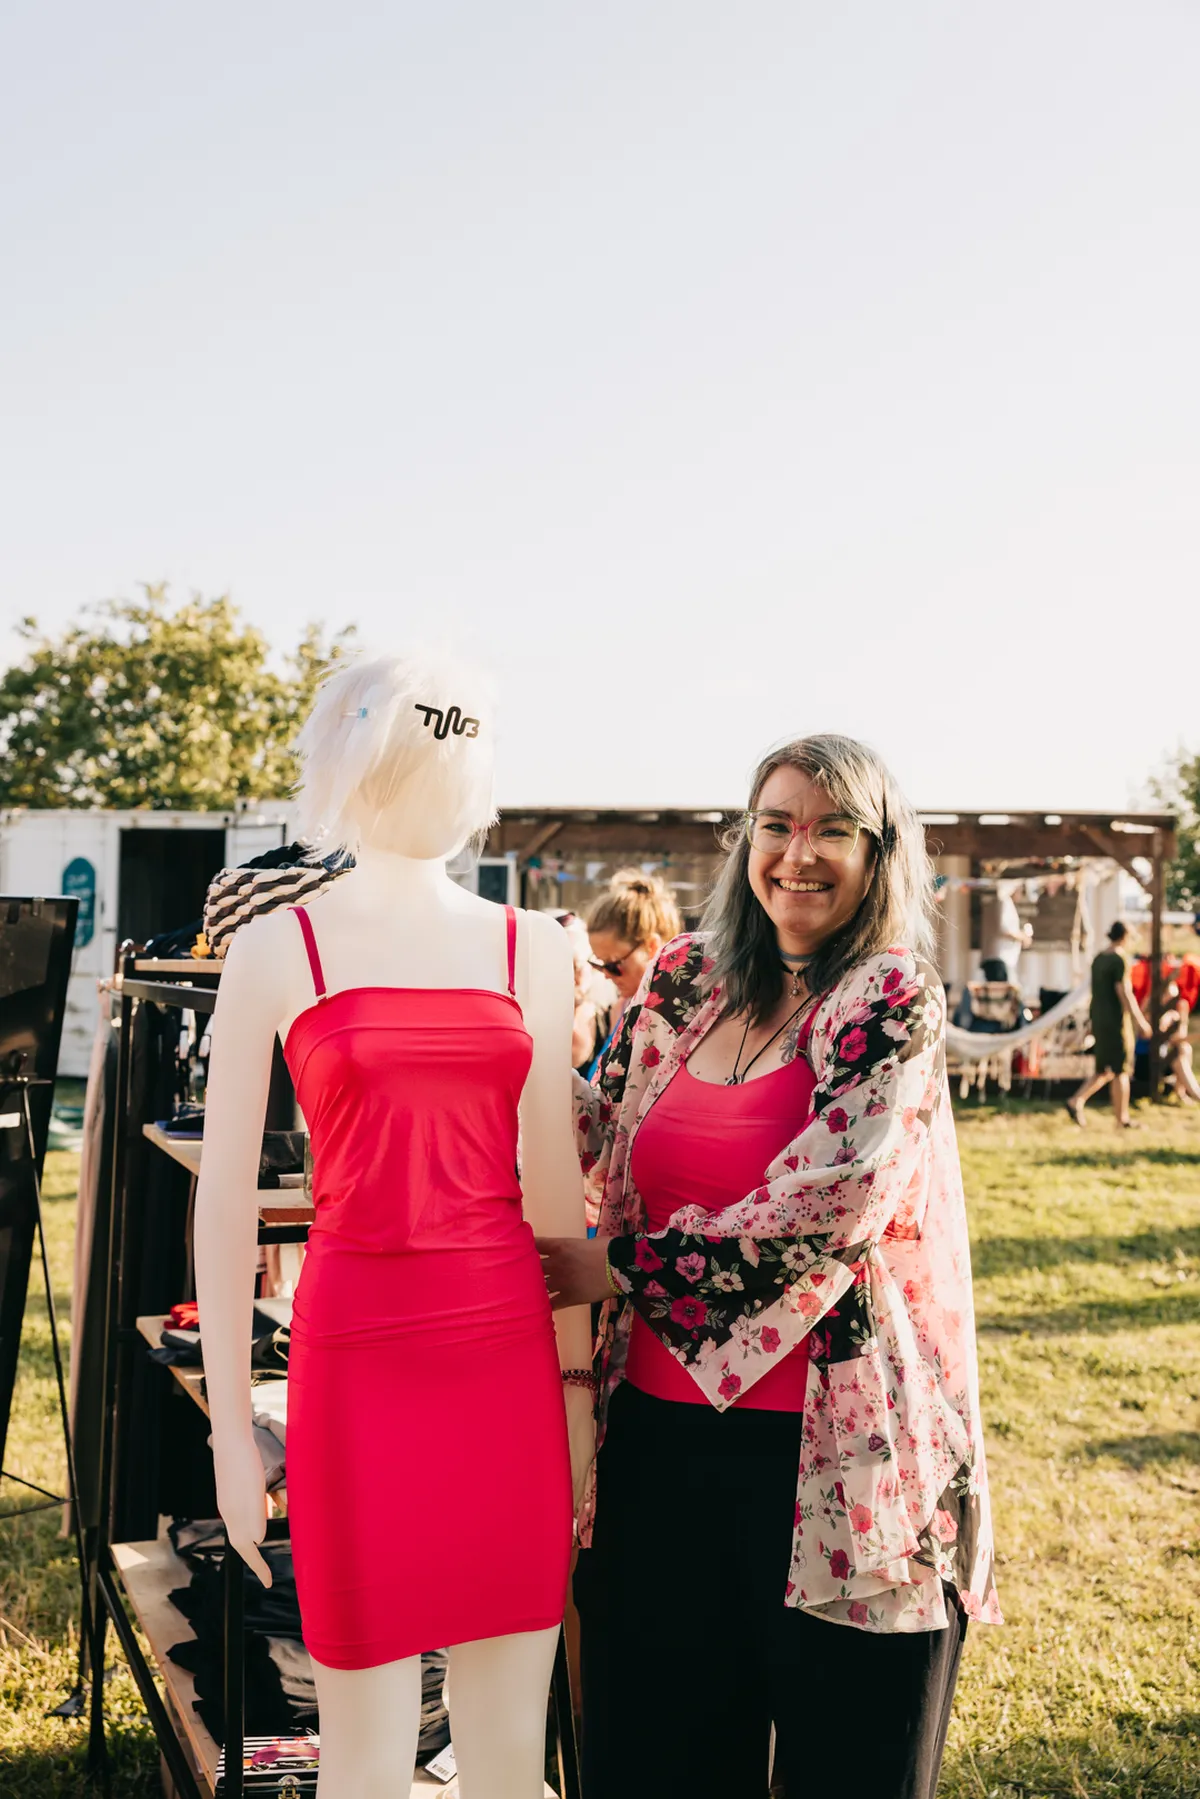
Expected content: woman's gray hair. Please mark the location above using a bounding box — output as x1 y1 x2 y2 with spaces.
701 733 936 1022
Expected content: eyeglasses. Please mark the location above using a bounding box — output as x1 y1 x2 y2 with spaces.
588 944 642 977
744 810 862 860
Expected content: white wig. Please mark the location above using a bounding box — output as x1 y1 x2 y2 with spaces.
293 649 497 860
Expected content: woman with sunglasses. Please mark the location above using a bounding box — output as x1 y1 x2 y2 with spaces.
582 868 683 1077
539 734 998 1799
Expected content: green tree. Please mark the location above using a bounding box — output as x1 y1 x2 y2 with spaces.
0 584 356 809
1152 749 1200 912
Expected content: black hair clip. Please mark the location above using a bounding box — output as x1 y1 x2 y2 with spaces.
414 704 480 741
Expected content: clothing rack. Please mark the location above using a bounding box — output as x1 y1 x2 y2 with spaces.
83 951 581 1799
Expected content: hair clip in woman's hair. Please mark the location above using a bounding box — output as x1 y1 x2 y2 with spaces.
343 707 371 720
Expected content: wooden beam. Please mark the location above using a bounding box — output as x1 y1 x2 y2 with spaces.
512 819 566 864
1079 826 1154 894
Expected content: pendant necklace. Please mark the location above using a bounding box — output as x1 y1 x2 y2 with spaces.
779 950 813 998
726 999 808 1086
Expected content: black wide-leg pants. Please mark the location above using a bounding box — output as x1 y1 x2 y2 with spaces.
574 1382 966 1799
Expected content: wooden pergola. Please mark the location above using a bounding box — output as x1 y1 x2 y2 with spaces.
487 805 1180 1096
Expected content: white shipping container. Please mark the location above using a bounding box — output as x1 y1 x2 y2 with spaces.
0 807 294 1076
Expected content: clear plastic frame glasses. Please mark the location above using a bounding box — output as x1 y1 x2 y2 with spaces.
744 810 863 860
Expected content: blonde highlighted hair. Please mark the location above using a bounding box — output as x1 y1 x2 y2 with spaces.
586 867 683 948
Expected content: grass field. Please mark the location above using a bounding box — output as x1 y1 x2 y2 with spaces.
2 1099 1199 1796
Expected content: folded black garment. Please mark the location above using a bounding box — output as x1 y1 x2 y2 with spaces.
250 1323 290 1382
168 1544 305 1642
156 1106 206 1138
149 1327 202 1367
152 1306 283 1370
258 1131 306 1185
168 1631 316 1745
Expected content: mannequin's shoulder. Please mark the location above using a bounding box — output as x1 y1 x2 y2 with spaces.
216 906 309 1008
514 909 574 1002
517 906 572 966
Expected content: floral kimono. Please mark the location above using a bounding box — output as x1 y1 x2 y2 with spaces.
574 935 1001 1635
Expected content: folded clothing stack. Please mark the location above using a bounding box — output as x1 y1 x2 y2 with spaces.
152 1304 290 1371
166 1521 451 1765
167 1522 315 1746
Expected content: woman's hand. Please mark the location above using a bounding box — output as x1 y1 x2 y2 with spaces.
537 1235 613 1309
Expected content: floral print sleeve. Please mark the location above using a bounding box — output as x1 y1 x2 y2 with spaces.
606 949 944 1390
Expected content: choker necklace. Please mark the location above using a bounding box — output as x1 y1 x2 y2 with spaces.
779 950 813 999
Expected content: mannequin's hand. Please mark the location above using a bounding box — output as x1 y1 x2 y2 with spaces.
563 1380 596 1513
537 1235 611 1309
211 1435 273 1588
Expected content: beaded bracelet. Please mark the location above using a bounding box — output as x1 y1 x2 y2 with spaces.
561 1368 598 1395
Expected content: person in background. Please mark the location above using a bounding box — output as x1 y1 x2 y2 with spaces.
584 868 683 1073
990 880 1033 987
1136 978 1200 1104
553 910 617 1075
1068 921 1152 1128
541 734 998 1799
1165 987 1200 1102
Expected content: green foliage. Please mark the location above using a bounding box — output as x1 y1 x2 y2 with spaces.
0 585 356 811
1151 749 1200 913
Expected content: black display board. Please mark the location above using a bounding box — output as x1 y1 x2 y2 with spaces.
0 895 78 1472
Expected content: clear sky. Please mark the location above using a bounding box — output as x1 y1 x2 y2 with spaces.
2 3 1197 812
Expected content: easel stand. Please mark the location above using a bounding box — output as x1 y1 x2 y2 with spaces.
0 1068 96 1718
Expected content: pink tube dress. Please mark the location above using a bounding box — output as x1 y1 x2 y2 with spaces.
282 904 572 1670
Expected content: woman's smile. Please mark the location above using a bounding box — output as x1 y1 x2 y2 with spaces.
749 766 874 957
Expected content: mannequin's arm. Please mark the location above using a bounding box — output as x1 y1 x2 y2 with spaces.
193 917 293 1587
516 911 595 1505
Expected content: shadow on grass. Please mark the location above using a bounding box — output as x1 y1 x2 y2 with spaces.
0 1738 158 1798
1030 1144 1200 1170
944 1714 1200 1798
1084 1431 1200 1469
978 1288 1200 1336
972 1225 1200 1278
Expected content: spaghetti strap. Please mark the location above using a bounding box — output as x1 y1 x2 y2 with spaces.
290 905 328 1004
504 905 517 998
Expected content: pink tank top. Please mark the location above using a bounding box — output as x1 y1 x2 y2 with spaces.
626 1041 817 1411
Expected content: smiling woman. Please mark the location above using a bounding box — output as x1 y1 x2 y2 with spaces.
539 733 997 1799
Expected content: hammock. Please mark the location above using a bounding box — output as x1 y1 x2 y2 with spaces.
945 982 1090 1062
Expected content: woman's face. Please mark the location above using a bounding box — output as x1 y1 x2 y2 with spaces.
588 928 662 1001
747 766 876 960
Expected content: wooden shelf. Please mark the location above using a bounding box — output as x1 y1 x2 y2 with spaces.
142 1124 314 1223
137 1315 209 1417
111 1536 222 1795
133 958 222 975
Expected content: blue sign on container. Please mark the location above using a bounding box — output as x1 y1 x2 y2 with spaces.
63 856 96 948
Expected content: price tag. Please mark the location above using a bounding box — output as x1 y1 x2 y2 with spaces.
424 1745 457 1784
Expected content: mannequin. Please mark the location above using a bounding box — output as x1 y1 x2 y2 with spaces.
194 650 593 1798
